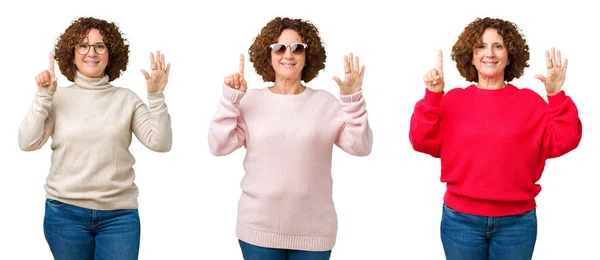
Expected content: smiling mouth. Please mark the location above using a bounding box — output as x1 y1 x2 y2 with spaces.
482 61 498 66
85 61 100 65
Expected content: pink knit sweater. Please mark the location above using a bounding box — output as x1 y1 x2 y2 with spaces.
208 85 373 251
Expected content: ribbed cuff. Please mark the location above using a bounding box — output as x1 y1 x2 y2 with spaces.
547 90 566 107
37 87 56 97
147 91 166 110
339 89 363 103
423 88 443 106
223 84 245 103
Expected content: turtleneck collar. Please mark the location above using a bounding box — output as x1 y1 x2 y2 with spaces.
74 71 111 90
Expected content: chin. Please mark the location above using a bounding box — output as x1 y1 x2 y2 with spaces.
86 70 104 77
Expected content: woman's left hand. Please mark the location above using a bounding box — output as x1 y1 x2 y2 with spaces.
333 52 365 95
141 50 171 93
535 47 567 96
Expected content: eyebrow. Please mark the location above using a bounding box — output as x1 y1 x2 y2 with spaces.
79 41 106 44
480 41 504 45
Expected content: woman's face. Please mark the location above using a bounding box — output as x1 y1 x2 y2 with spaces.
270 29 306 82
472 28 509 81
74 28 109 78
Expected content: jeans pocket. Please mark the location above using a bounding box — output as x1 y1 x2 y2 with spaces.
46 198 66 208
443 203 457 213
515 208 536 217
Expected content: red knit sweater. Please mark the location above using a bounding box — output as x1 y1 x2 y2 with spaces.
409 84 582 216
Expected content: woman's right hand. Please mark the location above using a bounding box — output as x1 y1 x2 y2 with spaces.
423 50 445 93
35 52 58 92
224 54 247 92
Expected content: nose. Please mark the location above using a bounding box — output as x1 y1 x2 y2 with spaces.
87 46 99 56
284 46 294 59
484 46 495 57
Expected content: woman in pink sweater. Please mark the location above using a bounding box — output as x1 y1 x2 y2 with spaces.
208 17 373 259
410 17 582 259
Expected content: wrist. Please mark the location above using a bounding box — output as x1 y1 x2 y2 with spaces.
340 89 359 95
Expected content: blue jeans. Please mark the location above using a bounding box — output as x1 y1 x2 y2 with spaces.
440 204 537 260
239 240 332 260
43 198 141 260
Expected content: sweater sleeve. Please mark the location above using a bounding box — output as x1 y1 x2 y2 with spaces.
334 90 373 156
409 89 444 158
18 87 55 151
208 85 248 156
542 91 583 159
131 91 173 152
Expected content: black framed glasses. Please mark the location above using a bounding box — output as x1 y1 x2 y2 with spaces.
269 43 308 55
75 42 108 55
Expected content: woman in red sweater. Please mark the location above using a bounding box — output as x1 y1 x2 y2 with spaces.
409 17 582 260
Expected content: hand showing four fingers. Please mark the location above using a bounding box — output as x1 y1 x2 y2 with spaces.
141 50 171 93
535 47 568 96
34 52 58 92
333 53 365 95
423 50 445 93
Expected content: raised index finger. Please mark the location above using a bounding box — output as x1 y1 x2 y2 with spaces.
437 49 443 72
239 54 245 77
49 51 55 73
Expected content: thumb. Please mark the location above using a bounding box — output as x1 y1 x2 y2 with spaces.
534 74 546 84
332 76 343 87
141 69 150 80
49 78 58 92
240 79 247 92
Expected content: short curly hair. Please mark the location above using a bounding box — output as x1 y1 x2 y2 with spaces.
54 17 129 82
451 17 529 82
248 17 326 83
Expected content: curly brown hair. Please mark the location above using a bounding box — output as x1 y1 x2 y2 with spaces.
451 17 529 82
54 17 129 82
248 17 326 83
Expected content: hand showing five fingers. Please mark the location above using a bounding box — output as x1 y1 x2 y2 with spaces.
333 53 365 95
534 47 568 96
141 50 171 93
423 50 445 93
35 52 58 92
224 54 247 92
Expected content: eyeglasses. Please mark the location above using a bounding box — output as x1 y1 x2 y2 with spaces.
269 43 308 55
75 42 108 55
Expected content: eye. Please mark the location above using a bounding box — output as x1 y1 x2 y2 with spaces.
96 44 106 49
270 44 285 52
477 44 485 49
78 43 89 48
494 44 503 49
290 44 301 51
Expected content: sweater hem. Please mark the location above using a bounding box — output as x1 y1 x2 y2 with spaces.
236 223 336 252
444 191 536 217
45 194 139 211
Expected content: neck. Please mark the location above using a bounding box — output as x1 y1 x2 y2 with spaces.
477 76 506 90
270 77 305 95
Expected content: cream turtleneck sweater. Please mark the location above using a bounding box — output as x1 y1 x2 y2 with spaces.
18 71 172 210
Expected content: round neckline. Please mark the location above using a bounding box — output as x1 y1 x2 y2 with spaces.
264 86 311 99
468 84 517 96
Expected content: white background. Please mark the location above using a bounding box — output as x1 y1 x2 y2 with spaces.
1 0 598 259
